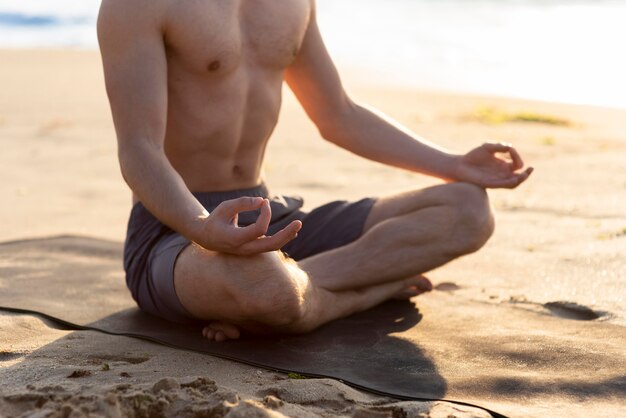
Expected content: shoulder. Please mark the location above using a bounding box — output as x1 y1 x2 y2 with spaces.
99 0 168 16
308 0 317 17
98 0 167 37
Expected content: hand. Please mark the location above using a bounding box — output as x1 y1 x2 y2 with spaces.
197 197 302 255
453 142 533 189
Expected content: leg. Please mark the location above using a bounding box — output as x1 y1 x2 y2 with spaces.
300 182 495 291
174 244 424 340
180 182 493 340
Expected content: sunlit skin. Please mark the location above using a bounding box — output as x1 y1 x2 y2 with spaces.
98 0 532 342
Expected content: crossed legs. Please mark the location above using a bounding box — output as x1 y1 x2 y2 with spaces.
173 182 495 340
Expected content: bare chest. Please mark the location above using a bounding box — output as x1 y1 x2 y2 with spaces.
164 0 311 75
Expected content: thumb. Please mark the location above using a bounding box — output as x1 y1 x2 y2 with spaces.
216 196 264 218
482 142 512 154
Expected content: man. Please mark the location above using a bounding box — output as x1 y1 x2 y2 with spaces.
98 0 532 342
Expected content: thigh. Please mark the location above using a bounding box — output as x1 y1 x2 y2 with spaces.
133 233 194 323
274 197 376 261
362 182 486 233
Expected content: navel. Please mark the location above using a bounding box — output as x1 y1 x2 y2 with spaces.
208 60 221 72
232 165 243 177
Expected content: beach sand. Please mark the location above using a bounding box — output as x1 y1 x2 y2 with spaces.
0 49 625 417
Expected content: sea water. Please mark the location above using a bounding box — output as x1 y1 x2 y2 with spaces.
0 0 625 108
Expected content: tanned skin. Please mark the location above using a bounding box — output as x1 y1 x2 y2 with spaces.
98 0 532 341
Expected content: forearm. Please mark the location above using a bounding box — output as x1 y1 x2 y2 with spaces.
119 141 207 242
322 102 460 180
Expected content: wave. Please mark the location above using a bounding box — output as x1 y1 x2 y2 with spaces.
1 0 624 108
0 12 89 27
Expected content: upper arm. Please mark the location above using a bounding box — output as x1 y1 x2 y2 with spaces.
285 1 353 136
98 0 168 150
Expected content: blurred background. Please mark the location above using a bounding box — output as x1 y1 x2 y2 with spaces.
1 0 625 108
0 0 624 322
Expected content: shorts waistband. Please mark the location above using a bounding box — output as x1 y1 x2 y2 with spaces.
192 183 270 211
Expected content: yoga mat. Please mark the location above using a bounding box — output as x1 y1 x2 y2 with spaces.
1 236 625 418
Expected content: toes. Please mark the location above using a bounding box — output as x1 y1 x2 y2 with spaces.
413 275 433 291
210 322 241 339
202 325 219 341
204 328 216 340
403 286 421 296
393 286 422 300
203 321 241 341
217 323 241 339
395 275 433 300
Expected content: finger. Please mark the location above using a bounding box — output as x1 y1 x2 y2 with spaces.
241 220 302 254
482 142 512 154
254 199 272 235
519 166 534 183
214 331 226 343
484 179 514 189
512 167 534 186
507 146 525 171
239 220 302 254
486 167 533 188
486 176 522 188
218 196 264 218
229 199 272 246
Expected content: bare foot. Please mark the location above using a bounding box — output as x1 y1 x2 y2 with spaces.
393 275 432 300
202 276 433 340
202 321 241 342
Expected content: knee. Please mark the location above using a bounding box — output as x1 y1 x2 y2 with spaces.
445 183 495 254
232 253 307 330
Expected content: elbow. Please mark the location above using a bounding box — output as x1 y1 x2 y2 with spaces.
117 141 138 172
317 121 342 144
315 96 358 145
117 137 161 161
117 145 135 186
116 139 161 184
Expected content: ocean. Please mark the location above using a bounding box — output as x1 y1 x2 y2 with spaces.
0 0 625 108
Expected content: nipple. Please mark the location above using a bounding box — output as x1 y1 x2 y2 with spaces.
208 60 221 72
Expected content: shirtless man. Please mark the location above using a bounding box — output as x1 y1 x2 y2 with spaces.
98 0 532 342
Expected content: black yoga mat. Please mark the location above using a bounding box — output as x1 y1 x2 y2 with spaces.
1 236 625 418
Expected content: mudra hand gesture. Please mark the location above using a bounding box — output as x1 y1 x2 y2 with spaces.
454 142 533 189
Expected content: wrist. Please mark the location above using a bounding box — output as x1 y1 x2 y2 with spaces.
438 153 462 182
184 210 213 249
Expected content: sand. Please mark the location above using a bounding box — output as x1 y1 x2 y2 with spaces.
0 49 625 417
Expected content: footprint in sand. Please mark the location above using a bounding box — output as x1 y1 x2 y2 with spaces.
543 301 601 321
87 354 151 365
434 282 461 292
0 351 25 362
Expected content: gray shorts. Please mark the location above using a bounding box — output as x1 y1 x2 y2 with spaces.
123 183 376 323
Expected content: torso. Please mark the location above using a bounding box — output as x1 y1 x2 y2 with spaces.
160 0 311 192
